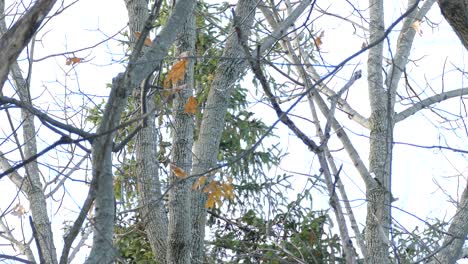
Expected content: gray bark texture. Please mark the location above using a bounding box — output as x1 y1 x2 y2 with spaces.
0 0 57 90
166 7 196 264
366 0 393 263
190 0 257 262
364 1 442 263
85 0 196 263
0 1 58 263
14 62 58 264
438 0 468 50
364 1 437 263
430 182 468 263
124 0 169 263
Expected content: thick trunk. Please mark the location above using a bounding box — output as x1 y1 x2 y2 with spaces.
190 0 257 261
86 134 116 264
135 116 168 263
166 8 196 264
438 0 468 50
366 0 393 263
124 0 169 262
366 1 437 262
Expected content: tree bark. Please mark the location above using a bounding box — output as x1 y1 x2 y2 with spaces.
166 6 196 264
0 2 58 262
438 0 468 50
430 181 468 263
366 0 394 263
124 0 169 263
0 0 57 89
190 0 257 261
14 62 58 264
85 0 196 263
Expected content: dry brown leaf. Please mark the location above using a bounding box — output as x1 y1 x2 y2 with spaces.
315 31 325 49
134 31 152 46
11 203 26 217
164 59 188 88
170 164 187 178
66 57 83 65
184 96 197 114
205 195 216 209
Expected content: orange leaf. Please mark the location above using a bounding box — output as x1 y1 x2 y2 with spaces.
314 31 325 49
66 57 83 65
222 182 235 200
164 59 188 88
170 164 187 178
202 179 235 209
184 96 197 114
193 176 207 190
205 195 216 209
134 31 152 46
11 203 26 217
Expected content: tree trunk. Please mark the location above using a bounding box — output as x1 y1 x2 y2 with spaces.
430 181 468 263
85 0 196 262
190 0 257 261
166 6 196 264
14 60 58 264
124 0 169 262
366 0 394 263
0 5 58 260
438 0 468 50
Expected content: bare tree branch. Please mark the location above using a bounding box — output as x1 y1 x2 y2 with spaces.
59 184 95 264
237 29 320 152
0 152 29 192
0 0 57 89
0 254 34 264
0 96 94 140
395 87 468 122
386 0 436 97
